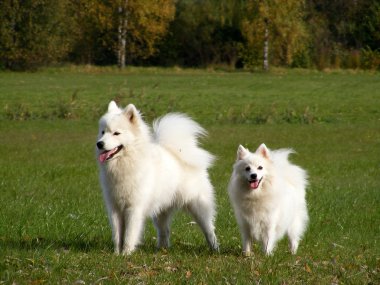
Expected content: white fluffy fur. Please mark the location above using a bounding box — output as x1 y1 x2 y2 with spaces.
96 101 218 255
228 143 309 256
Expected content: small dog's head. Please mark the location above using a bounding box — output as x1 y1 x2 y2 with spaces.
96 101 145 163
234 144 271 191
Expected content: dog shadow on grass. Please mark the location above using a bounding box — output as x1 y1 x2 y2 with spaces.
2 235 246 257
1 235 112 253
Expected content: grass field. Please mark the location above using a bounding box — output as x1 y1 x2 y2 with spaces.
0 67 379 284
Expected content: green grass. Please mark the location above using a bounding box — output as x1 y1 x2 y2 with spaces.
0 67 379 284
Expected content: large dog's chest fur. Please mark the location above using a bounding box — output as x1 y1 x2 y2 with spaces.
102 161 142 209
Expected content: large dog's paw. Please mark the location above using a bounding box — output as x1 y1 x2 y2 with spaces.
122 246 136 256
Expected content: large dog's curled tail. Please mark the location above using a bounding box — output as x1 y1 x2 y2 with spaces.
153 113 214 169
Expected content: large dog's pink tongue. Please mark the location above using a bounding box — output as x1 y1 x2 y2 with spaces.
99 148 118 163
250 180 260 190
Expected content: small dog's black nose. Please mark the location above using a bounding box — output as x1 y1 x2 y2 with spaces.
250 173 257 180
97 141 104 149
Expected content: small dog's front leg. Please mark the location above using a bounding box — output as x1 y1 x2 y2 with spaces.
241 223 252 257
264 226 276 256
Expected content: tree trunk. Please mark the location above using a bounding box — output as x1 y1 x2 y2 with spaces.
118 0 128 69
263 18 269 71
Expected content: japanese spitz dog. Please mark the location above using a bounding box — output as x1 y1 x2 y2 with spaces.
96 101 218 255
228 144 308 256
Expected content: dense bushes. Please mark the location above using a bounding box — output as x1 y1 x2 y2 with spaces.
0 0 379 71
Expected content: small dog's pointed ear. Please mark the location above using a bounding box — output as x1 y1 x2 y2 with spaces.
108 101 119 113
237 145 249 160
123 104 138 124
256 143 270 158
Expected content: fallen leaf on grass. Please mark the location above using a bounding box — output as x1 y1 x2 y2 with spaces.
30 280 46 285
186 271 192 279
305 263 312 273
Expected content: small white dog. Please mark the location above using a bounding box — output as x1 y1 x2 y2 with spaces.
228 143 308 256
96 101 218 255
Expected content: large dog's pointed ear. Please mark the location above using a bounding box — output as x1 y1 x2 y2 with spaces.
108 101 119 113
123 104 139 124
256 143 270 159
237 145 249 160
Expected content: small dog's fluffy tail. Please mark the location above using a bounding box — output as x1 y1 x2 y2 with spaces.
153 114 214 169
272 149 308 192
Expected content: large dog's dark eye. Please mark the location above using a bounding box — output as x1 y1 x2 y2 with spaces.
113 132 120 136
245 166 251 171
258 166 263 170
101 130 105 135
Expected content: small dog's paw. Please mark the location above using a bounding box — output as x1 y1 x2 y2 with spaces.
243 251 252 257
290 241 299 255
290 247 298 255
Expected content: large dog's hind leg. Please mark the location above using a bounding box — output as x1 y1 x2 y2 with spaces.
153 206 175 249
187 195 219 251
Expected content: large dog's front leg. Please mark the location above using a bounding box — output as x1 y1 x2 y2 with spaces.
110 210 125 254
122 207 145 255
102 189 125 255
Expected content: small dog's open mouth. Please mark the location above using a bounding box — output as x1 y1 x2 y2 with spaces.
249 177 262 190
99 145 123 163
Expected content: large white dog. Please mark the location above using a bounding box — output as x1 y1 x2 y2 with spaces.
96 101 218 255
228 143 308 256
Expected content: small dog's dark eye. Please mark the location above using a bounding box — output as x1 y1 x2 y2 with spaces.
101 131 105 135
258 166 263 170
245 166 251 171
113 132 120 136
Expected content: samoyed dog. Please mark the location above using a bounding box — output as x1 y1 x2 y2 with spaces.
96 101 218 255
228 143 308 256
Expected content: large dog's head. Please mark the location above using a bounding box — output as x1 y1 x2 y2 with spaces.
96 101 148 163
233 144 272 191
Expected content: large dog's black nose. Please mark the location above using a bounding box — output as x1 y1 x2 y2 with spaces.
97 141 105 150
250 173 257 180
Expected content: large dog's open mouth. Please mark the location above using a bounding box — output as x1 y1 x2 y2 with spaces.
99 145 123 163
249 177 262 190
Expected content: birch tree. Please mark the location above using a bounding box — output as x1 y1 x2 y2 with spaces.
241 0 309 68
117 0 128 69
115 0 175 68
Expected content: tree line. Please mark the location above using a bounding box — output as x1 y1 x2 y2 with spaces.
1 0 379 71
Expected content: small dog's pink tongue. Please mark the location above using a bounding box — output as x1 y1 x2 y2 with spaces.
99 148 118 163
250 181 260 189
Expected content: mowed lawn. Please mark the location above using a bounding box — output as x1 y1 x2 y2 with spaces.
0 67 379 284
